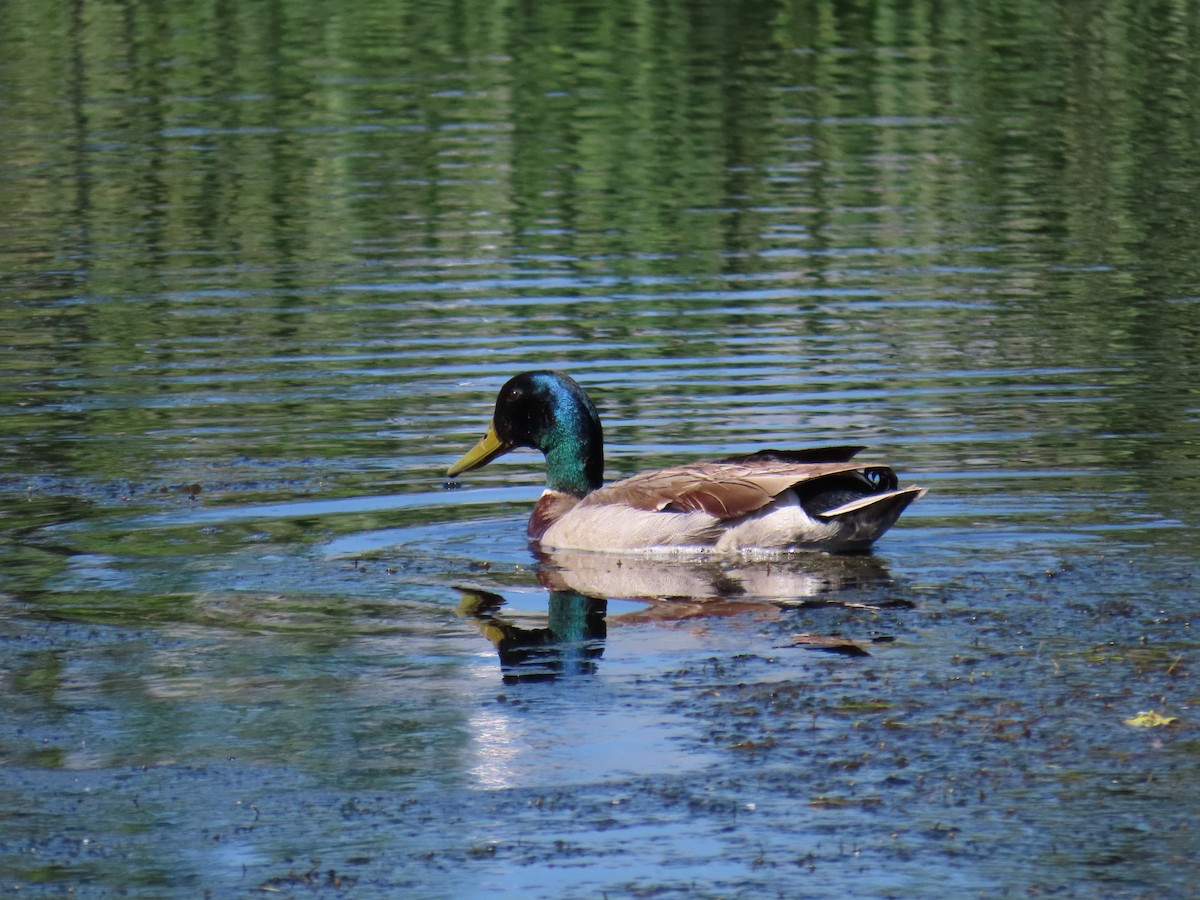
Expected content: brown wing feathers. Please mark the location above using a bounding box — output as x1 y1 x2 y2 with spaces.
579 455 894 522
663 476 774 518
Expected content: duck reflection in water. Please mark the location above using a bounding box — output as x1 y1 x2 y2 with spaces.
457 587 607 684
457 550 898 680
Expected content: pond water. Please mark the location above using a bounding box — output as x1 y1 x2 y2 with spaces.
2 1 1199 897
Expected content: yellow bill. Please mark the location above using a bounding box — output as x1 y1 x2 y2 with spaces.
447 423 511 476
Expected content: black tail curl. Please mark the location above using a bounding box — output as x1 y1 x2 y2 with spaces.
797 467 899 517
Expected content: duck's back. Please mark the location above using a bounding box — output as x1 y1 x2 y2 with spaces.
536 448 922 553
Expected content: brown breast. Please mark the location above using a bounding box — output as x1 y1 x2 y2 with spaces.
528 491 583 540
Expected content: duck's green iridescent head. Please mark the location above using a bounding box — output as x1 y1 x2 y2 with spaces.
447 371 604 497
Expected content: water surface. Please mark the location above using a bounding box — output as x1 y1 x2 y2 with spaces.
2 1 1199 897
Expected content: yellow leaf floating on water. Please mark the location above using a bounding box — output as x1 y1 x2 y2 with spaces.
1123 710 1178 728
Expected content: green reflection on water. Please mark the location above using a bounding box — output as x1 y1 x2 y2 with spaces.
2 0 1196 280
1 0 1196 482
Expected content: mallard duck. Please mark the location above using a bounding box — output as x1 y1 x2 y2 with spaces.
447 371 925 553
